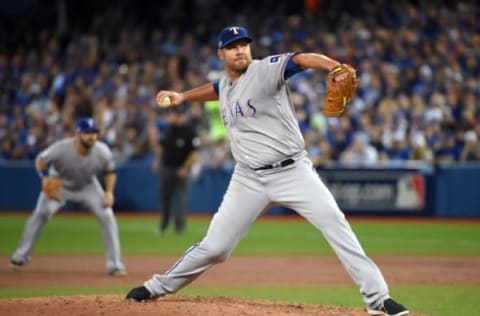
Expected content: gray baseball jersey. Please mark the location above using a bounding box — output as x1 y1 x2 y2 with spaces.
143 53 390 307
11 137 125 274
218 53 305 169
38 138 115 189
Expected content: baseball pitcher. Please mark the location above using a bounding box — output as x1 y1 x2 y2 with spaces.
126 26 408 316
10 117 126 276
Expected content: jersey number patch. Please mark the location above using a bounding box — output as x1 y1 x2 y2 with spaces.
269 56 280 64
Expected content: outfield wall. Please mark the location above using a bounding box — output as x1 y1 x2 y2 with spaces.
0 162 479 217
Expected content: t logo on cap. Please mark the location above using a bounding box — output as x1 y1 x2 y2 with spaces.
218 26 253 49
76 117 99 133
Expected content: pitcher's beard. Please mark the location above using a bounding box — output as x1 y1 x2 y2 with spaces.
230 62 248 76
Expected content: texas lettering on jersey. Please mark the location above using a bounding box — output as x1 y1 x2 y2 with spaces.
221 98 257 127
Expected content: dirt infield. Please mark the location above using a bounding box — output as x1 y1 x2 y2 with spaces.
0 295 392 316
1 255 479 315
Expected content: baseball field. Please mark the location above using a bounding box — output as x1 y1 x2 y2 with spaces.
0 213 479 316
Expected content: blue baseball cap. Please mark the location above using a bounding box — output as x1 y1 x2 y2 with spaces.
76 117 99 133
218 26 253 49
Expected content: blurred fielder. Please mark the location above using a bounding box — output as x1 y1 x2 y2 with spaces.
10 117 126 276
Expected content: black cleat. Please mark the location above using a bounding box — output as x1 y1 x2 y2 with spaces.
125 286 154 302
366 298 409 316
9 259 27 270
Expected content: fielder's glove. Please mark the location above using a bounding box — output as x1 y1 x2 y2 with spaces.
323 64 357 117
42 177 64 201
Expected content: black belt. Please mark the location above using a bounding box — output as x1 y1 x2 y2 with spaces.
253 158 295 171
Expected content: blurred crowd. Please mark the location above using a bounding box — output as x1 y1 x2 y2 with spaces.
0 0 479 169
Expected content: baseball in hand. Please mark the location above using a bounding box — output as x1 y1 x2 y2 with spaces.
157 96 172 107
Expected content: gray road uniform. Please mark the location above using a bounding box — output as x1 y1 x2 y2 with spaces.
144 54 389 306
11 138 125 273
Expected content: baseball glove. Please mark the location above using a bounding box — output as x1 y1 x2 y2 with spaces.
323 64 357 117
42 178 64 201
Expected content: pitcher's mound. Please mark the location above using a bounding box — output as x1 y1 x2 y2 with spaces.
1 295 371 315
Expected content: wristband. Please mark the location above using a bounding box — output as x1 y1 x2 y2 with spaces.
37 169 49 179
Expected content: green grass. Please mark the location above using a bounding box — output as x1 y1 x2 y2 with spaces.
1 213 480 316
1 214 479 256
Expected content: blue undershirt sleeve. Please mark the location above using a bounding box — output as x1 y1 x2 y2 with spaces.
284 53 304 80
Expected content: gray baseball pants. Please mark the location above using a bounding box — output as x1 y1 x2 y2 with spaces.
11 180 125 272
144 157 389 305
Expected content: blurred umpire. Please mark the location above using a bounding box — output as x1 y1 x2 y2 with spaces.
153 105 199 235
